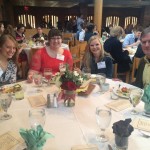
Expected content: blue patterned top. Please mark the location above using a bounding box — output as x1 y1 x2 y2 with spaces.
0 60 17 86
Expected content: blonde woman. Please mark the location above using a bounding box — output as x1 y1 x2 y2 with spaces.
104 26 131 73
82 35 113 78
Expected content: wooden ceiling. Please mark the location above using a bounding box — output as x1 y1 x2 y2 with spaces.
10 0 150 8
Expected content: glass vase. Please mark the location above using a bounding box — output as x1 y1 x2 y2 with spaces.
115 134 128 150
144 103 150 114
26 146 43 150
63 90 76 107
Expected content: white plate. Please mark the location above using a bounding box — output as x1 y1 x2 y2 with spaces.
113 86 130 99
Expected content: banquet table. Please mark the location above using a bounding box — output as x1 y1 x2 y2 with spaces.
0 79 150 150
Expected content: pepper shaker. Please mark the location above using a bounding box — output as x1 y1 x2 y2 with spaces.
53 93 58 108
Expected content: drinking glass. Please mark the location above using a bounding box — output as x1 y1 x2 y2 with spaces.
129 88 143 115
82 67 91 78
29 108 45 129
33 73 43 92
96 107 112 142
0 94 12 120
43 68 52 86
59 63 66 73
96 73 106 93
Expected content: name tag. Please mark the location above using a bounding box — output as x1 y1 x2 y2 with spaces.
0 67 3 77
97 61 106 69
56 54 64 61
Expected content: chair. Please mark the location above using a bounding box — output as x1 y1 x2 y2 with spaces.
113 63 130 83
62 33 75 47
70 45 80 68
131 57 141 83
78 41 87 60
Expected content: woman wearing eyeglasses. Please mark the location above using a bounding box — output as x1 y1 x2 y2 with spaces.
27 28 73 82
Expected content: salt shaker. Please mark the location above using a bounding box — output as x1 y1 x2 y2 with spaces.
47 94 51 108
53 93 58 108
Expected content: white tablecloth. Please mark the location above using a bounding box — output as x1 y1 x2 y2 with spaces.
0 79 149 150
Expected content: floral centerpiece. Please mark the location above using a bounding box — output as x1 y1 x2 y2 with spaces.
57 64 86 107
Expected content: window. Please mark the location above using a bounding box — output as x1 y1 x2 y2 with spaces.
106 16 119 27
124 16 137 28
18 14 35 28
43 15 58 28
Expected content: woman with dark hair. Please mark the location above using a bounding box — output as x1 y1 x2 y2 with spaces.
27 28 73 82
104 26 132 73
15 24 26 43
0 34 18 85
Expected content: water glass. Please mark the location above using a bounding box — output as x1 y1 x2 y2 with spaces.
29 108 45 129
129 88 143 115
43 68 52 86
0 93 12 120
96 107 111 142
59 63 66 73
33 74 43 92
96 73 106 93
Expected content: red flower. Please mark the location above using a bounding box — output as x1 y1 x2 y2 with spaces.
61 81 77 91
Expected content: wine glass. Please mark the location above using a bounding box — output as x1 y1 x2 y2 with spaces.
0 93 12 120
59 63 66 74
43 68 52 86
33 73 43 92
129 88 143 115
29 108 45 129
96 107 112 142
96 73 106 93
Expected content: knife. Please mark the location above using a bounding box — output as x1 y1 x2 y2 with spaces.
108 144 113 150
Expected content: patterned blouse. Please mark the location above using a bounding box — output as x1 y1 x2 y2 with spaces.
0 60 17 86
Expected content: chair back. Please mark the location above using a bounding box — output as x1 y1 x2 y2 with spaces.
131 57 141 82
70 45 80 67
78 41 87 60
113 63 130 83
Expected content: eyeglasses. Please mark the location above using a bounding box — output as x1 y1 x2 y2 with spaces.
50 37 61 40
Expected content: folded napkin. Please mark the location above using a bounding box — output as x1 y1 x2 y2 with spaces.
0 131 24 150
132 117 150 132
112 119 134 137
105 100 131 112
71 144 98 150
28 95 46 107
19 125 54 150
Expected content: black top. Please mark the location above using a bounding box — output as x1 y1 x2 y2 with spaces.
32 33 48 41
104 37 132 73
134 44 145 58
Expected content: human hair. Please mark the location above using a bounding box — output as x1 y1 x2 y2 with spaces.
133 25 143 32
47 28 62 41
140 27 150 40
82 35 105 69
17 23 25 31
3 24 16 38
0 34 18 62
110 26 124 39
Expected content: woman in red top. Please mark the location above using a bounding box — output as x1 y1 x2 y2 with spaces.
27 28 73 82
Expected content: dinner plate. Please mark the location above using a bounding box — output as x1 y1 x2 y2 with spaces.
113 85 130 99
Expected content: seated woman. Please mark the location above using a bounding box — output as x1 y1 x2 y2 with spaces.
134 27 150 89
104 26 132 73
0 34 18 85
27 28 73 82
81 35 113 78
